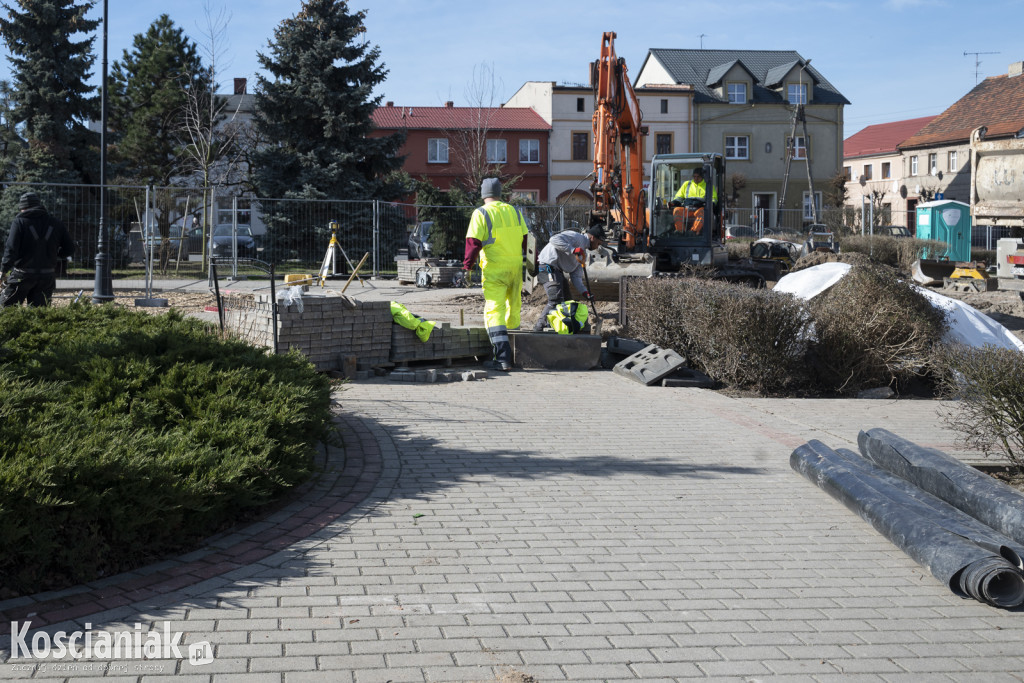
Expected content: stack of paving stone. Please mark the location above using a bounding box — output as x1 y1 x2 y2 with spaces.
225 292 392 372
396 259 462 285
390 322 492 364
277 294 393 371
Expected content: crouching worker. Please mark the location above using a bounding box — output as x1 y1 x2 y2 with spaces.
532 226 606 332
463 178 528 371
547 300 589 335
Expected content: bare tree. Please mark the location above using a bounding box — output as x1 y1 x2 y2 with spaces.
176 1 246 263
448 62 520 192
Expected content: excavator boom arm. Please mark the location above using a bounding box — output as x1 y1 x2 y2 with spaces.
591 31 647 249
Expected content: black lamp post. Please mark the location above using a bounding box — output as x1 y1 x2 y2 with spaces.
91 0 113 303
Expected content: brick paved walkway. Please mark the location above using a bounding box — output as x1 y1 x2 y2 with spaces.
4 370 1024 681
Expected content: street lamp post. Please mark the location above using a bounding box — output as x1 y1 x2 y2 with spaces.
91 0 113 303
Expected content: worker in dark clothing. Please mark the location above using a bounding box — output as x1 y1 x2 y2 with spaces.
0 192 75 307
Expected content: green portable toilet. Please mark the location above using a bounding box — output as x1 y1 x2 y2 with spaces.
915 199 971 262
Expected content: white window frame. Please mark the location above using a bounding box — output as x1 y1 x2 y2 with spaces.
486 139 507 164
519 139 539 164
511 189 538 203
727 82 747 104
911 155 919 176
948 150 958 172
725 135 749 160
427 138 448 164
928 152 938 175
787 136 807 160
788 83 807 105
802 191 822 221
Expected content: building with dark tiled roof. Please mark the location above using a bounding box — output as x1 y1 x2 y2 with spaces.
842 116 937 233
895 61 1024 229
636 48 849 230
370 102 551 202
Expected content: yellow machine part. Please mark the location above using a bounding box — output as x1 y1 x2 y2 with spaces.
949 264 988 280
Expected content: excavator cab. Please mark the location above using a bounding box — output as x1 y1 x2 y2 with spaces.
647 153 728 272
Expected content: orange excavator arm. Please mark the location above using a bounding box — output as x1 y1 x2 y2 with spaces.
590 31 647 250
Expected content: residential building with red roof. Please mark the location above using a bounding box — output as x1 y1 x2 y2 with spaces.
897 61 1024 230
842 116 936 232
370 102 551 202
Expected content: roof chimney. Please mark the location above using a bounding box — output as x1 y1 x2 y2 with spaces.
1009 61 1024 78
386 101 394 107
234 78 246 95
445 101 454 108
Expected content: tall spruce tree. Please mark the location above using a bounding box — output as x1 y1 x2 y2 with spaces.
108 14 209 186
0 0 98 184
252 0 404 200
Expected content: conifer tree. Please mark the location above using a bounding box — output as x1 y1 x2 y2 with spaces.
252 0 404 200
0 0 98 184
108 14 209 186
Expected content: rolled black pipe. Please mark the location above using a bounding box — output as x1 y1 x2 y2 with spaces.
829 447 1024 567
859 428 1024 546
791 440 1024 608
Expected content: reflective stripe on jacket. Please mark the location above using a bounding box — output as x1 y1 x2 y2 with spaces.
465 201 527 271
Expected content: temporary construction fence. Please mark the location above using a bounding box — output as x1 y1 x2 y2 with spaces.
0 181 597 282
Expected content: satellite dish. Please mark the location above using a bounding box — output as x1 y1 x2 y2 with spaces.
858 175 866 186
891 180 899 193
899 185 908 199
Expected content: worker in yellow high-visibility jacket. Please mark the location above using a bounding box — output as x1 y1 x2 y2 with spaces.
463 178 528 372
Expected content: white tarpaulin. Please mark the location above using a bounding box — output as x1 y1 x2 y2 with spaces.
774 263 1024 352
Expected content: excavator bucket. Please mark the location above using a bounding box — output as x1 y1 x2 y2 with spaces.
580 248 656 301
912 259 959 287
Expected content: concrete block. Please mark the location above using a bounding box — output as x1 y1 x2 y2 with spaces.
614 344 686 386
509 331 601 370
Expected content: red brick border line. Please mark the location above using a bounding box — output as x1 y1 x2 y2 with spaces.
0 412 382 631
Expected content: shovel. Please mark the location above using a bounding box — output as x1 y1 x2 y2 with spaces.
580 260 602 337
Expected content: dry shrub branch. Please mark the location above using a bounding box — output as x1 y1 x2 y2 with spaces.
626 277 812 394
808 265 947 393
935 344 1024 467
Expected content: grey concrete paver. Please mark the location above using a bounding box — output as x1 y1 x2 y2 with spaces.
4 364 1024 681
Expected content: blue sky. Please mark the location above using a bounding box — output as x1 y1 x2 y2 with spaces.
3 0 1020 138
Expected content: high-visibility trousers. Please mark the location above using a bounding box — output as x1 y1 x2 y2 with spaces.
481 266 522 363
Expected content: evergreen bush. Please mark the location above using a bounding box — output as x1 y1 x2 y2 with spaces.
0 305 332 595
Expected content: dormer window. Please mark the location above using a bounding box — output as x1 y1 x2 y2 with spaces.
788 83 807 105
727 83 747 104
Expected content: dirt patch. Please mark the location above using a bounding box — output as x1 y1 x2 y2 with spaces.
52 290 220 315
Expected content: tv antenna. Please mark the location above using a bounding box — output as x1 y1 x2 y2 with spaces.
964 50 999 84
698 33 707 49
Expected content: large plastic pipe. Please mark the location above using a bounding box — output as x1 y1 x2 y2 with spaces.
791 440 1024 608
859 428 1024 546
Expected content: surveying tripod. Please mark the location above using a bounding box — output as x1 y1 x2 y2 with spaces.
317 220 363 287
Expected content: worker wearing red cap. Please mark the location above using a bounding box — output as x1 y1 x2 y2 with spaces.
463 178 528 371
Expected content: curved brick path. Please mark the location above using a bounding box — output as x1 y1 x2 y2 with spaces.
0 413 385 631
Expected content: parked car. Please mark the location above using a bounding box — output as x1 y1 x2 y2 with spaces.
211 224 257 258
408 221 433 259
878 225 913 238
